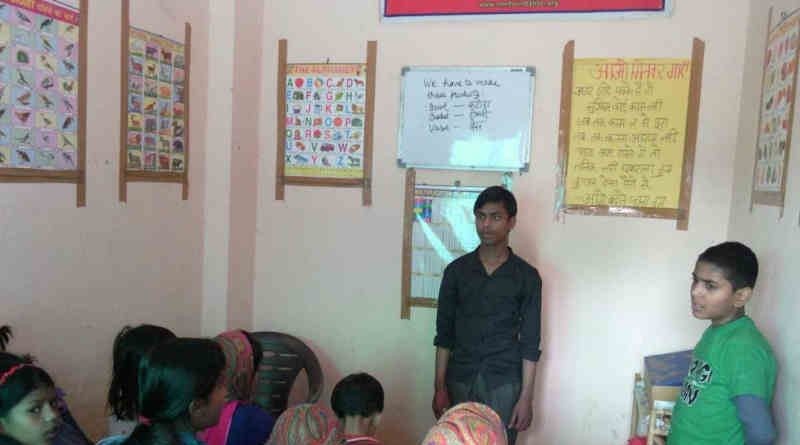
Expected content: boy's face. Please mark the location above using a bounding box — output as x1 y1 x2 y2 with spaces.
474 202 516 247
690 261 750 325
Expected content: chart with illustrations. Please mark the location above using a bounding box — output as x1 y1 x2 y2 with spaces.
126 27 186 173
0 0 80 170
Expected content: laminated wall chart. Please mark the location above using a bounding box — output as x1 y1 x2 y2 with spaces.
0 0 86 206
119 0 192 202
274 39 377 205
284 64 367 179
401 175 481 318
557 39 704 230
565 58 691 210
126 27 186 174
752 8 800 211
411 186 481 299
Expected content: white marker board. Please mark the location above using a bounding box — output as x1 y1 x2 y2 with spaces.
398 66 534 171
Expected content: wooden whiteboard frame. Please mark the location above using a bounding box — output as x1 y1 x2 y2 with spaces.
397 65 534 172
0 0 88 207
556 38 705 231
274 39 376 206
119 0 191 202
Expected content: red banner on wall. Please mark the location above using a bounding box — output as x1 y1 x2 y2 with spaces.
383 0 669 19
4 0 79 25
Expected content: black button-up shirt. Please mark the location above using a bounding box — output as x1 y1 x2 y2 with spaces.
434 247 542 389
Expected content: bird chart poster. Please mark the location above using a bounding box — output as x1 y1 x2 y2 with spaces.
284 63 367 179
0 0 80 170
126 27 186 173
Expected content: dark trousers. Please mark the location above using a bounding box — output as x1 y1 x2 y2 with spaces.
447 373 521 444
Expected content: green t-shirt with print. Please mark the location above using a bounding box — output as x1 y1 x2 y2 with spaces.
668 316 776 445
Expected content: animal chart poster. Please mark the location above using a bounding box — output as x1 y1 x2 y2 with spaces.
284 64 366 179
127 27 186 173
565 58 692 209
0 0 80 170
754 11 800 194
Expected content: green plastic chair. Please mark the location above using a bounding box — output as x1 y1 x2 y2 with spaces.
251 331 324 418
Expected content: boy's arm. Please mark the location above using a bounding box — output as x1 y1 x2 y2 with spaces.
510 269 543 431
432 347 451 418
433 264 457 418
509 359 537 431
518 269 542 363
734 395 776 445
724 337 776 445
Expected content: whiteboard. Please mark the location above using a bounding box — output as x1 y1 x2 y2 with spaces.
398 67 534 171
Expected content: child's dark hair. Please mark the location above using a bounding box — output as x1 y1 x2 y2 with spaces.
330 373 384 419
108 324 177 420
241 331 263 372
0 326 11 352
698 241 759 291
122 338 225 445
474 186 517 218
0 352 55 419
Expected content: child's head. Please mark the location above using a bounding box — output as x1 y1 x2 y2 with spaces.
692 242 759 326
474 186 517 218
108 324 176 420
213 330 263 402
0 327 11 352
473 186 517 247
134 338 227 432
266 404 341 445
422 402 506 445
0 353 61 445
330 373 383 434
240 331 263 374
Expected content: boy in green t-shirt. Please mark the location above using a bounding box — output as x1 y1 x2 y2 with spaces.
668 242 777 445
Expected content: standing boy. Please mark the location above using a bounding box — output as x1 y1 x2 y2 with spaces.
668 242 777 445
432 186 542 444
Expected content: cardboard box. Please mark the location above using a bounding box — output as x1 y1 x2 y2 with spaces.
644 349 693 405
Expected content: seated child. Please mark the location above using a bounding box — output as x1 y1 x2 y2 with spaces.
330 373 384 445
0 352 61 445
120 338 227 445
1 325 91 445
422 402 507 445
266 404 340 445
668 242 777 445
105 324 176 438
198 330 274 445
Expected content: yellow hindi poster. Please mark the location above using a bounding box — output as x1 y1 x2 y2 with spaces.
565 58 692 209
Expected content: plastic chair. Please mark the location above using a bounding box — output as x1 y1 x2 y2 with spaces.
251 331 324 418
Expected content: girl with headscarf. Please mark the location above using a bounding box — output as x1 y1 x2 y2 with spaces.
198 330 275 445
266 404 341 445
421 403 507 445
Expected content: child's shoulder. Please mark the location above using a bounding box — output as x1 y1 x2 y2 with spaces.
719 317 775 359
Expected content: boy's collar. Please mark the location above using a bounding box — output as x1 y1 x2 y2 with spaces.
711 314 749 328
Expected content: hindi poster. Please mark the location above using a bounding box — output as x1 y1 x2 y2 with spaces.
564 58 692 211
